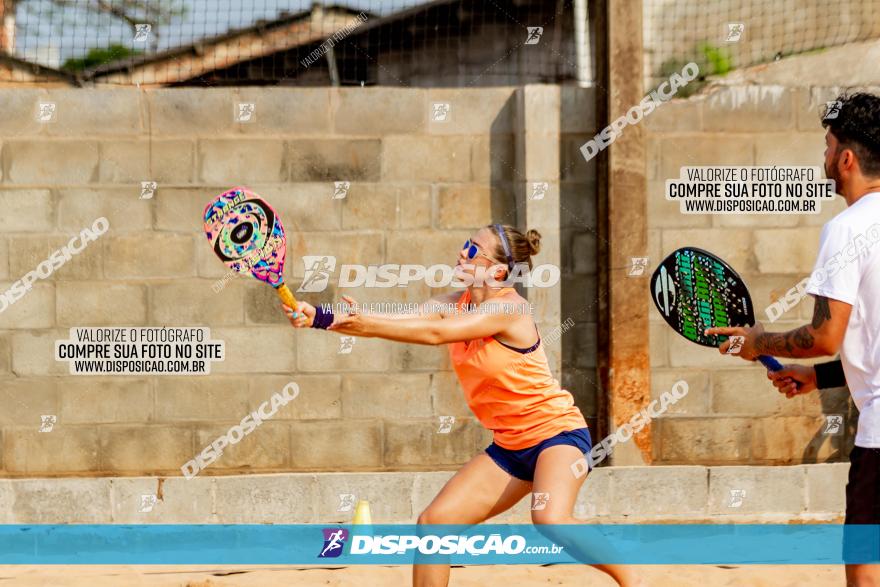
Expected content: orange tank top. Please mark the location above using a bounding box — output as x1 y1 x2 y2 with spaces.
448 288 587 450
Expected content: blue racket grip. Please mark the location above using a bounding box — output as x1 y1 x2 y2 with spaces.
758 355 784 372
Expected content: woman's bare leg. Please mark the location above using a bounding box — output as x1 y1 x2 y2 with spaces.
413 452 532 587
531 445 644 587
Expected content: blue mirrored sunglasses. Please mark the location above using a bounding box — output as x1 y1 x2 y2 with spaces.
462 239 481 259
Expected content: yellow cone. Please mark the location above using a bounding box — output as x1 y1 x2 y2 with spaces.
353 499 372 524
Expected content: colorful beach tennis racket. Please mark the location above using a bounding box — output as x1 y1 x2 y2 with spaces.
650 247 784 373
203 187 297 310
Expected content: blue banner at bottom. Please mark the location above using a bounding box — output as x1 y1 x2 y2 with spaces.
0 524 877 565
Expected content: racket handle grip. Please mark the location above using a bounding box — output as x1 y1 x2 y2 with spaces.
758 355 784 372
275 283 298 309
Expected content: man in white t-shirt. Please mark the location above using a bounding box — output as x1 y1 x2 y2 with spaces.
708 92 880 585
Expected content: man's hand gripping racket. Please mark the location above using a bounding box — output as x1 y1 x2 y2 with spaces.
650 247 788 375
203 187 298 310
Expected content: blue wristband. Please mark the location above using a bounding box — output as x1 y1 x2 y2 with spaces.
312 306 334 330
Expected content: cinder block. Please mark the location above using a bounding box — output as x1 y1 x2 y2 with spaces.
0 333 10 375
315 472 414 523
11 478 112 523
754 132 826 167
150 139 195 184
60 377 152 424
656 417 752 463
754 228 822 273
650 369 710 416
98 140 149 184
805 462 848 513
150 280 243 325
430 371 470 418
0 238 7 281
44 89 143 136
296 330 390 373
213 474 317 523
289 420 383 469
470 134 516 182
247 374 342 420
155 376 251 422
703 86 796 132
288 231 384 278
658 135 754 180
11 330 70 376
411 471 458 520
198 139 285 184
154 186 226 233
0 378 58 428
571 322 598 369
382 136 473 182
332 88 426 134
0 89 48 136
0 282 54 329
100 426 194 473
649 320 668 367
147 89 237 137
342 373 432 418
210 326 296 374
287 139 381 181
708 465 806 515
712 367 821 416
608 466 708 517
110 477 214 524
571 231 598 274
571 467 613 520
103 233 197 278
4 427 100 473
386 229 470 269
194 422 289 471
797 87 844 131
341 184 399 229
57 188 151 232
0 190 53 231
236 87 331 135
427 88 515 135
57 282 146 327
648 179 712 228
392 343 450 372
384 418 479 467
242 280 302 325
398 185 432 229
519 85 561 136
560 183 598 229
242 183 343 232
643 97 703 132
435 184 492 229
560 86 597 134
750 415 833 463
8 235 103 280
6 140 99 184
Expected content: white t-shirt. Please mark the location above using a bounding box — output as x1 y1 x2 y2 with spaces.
806 192 880 448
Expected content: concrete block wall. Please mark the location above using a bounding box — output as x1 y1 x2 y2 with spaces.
0 86 595 477
646 84 865 464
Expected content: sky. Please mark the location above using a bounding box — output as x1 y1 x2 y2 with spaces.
14 0 431 67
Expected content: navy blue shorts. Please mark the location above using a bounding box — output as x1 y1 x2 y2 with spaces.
485 427 592 482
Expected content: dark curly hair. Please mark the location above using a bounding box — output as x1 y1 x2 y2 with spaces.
821 92 880 177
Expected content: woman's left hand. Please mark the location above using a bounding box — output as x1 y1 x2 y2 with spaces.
327 296 366 335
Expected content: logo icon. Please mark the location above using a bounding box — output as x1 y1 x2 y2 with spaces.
140 181 157 200
333 181 350 200
726 335 745 355
525 27 543 45
298 256 337 293
530 182 548 201
431 102 451 122
437 415 455 434
37 102 56 123
338 336 355 355
728 489 746 508
39 415 57 433
531 492 550 510
823 414 844 436
629 257 649 277
235 103 256 123
138 494 158 513
725 23 744 42
653 265 676 316
824 101 843 121
337 493 356 512
134 24 152 42
318 528 349 558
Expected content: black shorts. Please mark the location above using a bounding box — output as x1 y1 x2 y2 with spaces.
843 446 880 564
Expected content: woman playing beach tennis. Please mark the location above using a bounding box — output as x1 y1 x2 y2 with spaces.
283 224 639 587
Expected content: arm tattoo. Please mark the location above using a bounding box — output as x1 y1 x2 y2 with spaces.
812 296 832 329
755 326 816 356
